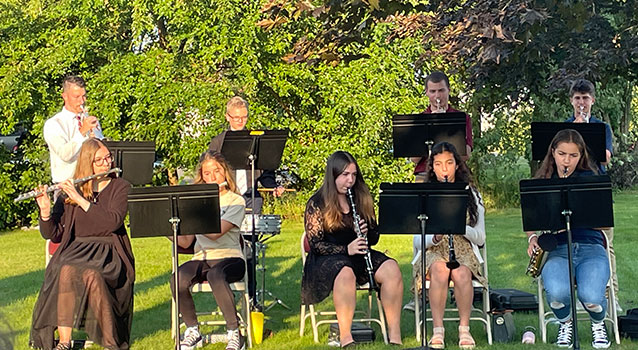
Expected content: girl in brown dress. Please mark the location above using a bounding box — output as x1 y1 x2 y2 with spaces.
30 139 134 350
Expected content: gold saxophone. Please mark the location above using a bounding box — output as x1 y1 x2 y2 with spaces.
526 230 555 278
526 246 546 278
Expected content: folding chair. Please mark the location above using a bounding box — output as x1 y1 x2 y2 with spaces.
171 240 253 348
45 239 59 266
537 231 620 345
413 244 492 344
298 232 388 344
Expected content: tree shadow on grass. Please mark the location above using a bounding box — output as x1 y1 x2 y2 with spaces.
0 269 44 308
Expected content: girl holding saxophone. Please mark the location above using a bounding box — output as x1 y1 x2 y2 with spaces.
527 129 610 349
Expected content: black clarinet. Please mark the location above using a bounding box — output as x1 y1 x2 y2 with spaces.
444 176 460 269
346 187 378 290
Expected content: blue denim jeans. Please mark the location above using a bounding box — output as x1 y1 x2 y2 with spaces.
541 242 610 322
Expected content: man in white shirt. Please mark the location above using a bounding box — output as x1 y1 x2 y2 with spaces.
43 76 104 184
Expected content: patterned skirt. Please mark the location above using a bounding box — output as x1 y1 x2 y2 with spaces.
414 235 486 294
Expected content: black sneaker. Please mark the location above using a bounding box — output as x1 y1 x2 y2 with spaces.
180 326 202 350
591 321 611 349
226 328 245 350
556 321 573 348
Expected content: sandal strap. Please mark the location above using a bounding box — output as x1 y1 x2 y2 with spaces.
428 327 445 349
458 326 476 348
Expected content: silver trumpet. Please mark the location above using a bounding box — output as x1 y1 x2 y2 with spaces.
579 105 587 122
436 98 444 113
14 168 121 202
346 187 377 290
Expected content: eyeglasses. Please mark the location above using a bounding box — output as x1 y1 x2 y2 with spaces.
226 113 248 121
94 153 113 166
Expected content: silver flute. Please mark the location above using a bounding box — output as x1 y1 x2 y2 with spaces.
346 187 377 290
14 168 121 202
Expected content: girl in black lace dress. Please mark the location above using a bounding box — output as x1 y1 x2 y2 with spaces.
301 151 403 347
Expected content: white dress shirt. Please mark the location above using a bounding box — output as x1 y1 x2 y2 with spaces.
43 107 104 182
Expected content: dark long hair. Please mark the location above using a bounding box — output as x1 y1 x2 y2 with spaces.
535 129 599 179
425 142 481 226
318 151 375 231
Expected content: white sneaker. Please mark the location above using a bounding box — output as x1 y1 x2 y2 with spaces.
226 328 245 350
556 321 573 348
180 326 202 350
403 299 415 312
591 321 611 349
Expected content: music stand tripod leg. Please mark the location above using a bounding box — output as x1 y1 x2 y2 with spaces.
406 214 429 350
170 217 181 350
256 241 291 311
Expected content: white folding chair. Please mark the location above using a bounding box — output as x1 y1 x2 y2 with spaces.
413 244 492 344
171 243 253 348
298 232 388 344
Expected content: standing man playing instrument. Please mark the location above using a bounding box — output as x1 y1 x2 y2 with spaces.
564 79 620 312
43 75 104 185
412 71 474 182
565 79 613 170
208 96 284 214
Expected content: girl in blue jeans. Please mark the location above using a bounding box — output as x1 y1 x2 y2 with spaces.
526 129 611 349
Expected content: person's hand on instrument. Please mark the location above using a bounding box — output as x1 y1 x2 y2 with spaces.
273 186 285 197
347 237 367 255
527 234 540 257
35 185 51 219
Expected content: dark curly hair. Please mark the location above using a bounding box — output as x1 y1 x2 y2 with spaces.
424 142 481 226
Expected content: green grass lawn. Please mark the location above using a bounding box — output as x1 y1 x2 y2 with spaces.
1 190 637 349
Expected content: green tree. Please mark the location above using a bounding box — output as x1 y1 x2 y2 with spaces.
0 0 434 229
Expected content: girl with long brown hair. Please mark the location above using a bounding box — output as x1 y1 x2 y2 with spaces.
526 129 610 349
301 151 403 347
31 138 134 350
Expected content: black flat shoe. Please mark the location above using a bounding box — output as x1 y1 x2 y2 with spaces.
341 340 356 348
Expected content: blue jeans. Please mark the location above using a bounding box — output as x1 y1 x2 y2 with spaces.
541 242 610 322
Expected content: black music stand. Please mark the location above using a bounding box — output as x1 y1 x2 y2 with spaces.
392 113 467 157
379 182 469 350
103 141 155 185
128 184 221 350
531 122 606 163
220 129 288 309
520 175 613 350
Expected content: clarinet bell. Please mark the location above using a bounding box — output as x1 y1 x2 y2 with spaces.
446 259 460 269
446 234 460 270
